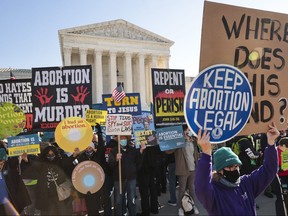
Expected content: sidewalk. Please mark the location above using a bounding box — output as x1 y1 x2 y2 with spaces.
137 187 277 216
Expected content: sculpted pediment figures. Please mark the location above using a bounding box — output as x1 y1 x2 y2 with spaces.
64 20 170 43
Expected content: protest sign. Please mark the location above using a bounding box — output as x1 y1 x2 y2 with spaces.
55 116 93 152
105 114 132 135
102 93 141 115
32 65 92 131
85 109 107 126
282 151 288 171
0 102 26 139
184 64 253 143
156 125 185 151
7 134 40 156
72 161 105 194
134 130 157 147
151 68 186 126
201 1 288 134
0 79 33 131
132 113 157 147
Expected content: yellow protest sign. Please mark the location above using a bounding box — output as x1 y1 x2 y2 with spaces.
85 109 107 126
55 117 93 152
0 102 26 139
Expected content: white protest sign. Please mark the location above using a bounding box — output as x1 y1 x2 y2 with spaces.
105 114 132 135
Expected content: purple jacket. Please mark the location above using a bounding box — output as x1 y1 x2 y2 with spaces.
195 145 277 216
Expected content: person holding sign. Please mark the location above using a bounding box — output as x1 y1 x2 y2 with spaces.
70 132 107 216
33 144 73 215
195 123 279 215
165 125 200 216
0 147 31 215
108 135 146 216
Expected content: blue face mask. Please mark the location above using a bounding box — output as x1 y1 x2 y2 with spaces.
188 131 193 137
120 140 127 147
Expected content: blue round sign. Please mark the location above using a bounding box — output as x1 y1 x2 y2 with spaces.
184 64 253 143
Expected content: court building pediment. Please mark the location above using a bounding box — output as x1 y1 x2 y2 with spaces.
59 19 173 44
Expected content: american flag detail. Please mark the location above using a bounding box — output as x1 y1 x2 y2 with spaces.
112 85 126 102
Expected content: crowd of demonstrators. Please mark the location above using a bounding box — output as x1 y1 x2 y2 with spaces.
195 123 279 215
4 119 286 216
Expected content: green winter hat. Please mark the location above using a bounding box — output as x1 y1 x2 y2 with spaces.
213 147 242 172
0 148 7 161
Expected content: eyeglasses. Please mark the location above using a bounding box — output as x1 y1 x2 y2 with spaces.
224 165 240 171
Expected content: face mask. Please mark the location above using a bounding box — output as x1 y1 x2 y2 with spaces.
223 169 240 183
85 151 93 156
120 140 127 147
46 155 55 161
188 131 193 137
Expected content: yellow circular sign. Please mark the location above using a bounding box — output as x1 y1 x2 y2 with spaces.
72 161 105 194
55 117 93 152
0 102 26 139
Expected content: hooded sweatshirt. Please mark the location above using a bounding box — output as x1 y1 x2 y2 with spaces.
195 145 277 216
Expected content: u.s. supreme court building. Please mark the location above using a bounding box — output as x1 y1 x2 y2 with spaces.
1 19 193 109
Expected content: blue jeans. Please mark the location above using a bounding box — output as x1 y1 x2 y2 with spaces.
168 163 177 203
114 179 137 216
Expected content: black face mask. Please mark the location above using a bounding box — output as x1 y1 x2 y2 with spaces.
223 169 240 183
85 151 93 157
46 155 55 161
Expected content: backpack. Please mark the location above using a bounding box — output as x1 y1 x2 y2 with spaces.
231 137 247 155
181 192 194 215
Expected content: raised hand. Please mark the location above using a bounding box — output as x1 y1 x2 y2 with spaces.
267 122 280 146
197 129 211 156
35 87 54 106
73 147 80 158
70 85 90 104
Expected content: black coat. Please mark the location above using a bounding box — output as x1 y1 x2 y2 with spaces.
108 144 142 181
34 160 68 211
3 157 31 213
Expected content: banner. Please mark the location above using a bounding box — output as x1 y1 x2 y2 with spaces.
105 114 132 135
151 68 186 126
156 125 185 151
200 1 288 134
102 93 141 116
0 79 33 131
32 65 92 131
7 134 40 156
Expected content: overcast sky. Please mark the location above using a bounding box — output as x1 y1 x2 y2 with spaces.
1 0 288 77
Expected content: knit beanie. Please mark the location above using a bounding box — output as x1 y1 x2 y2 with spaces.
213 147 242 171
0 148 7 161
